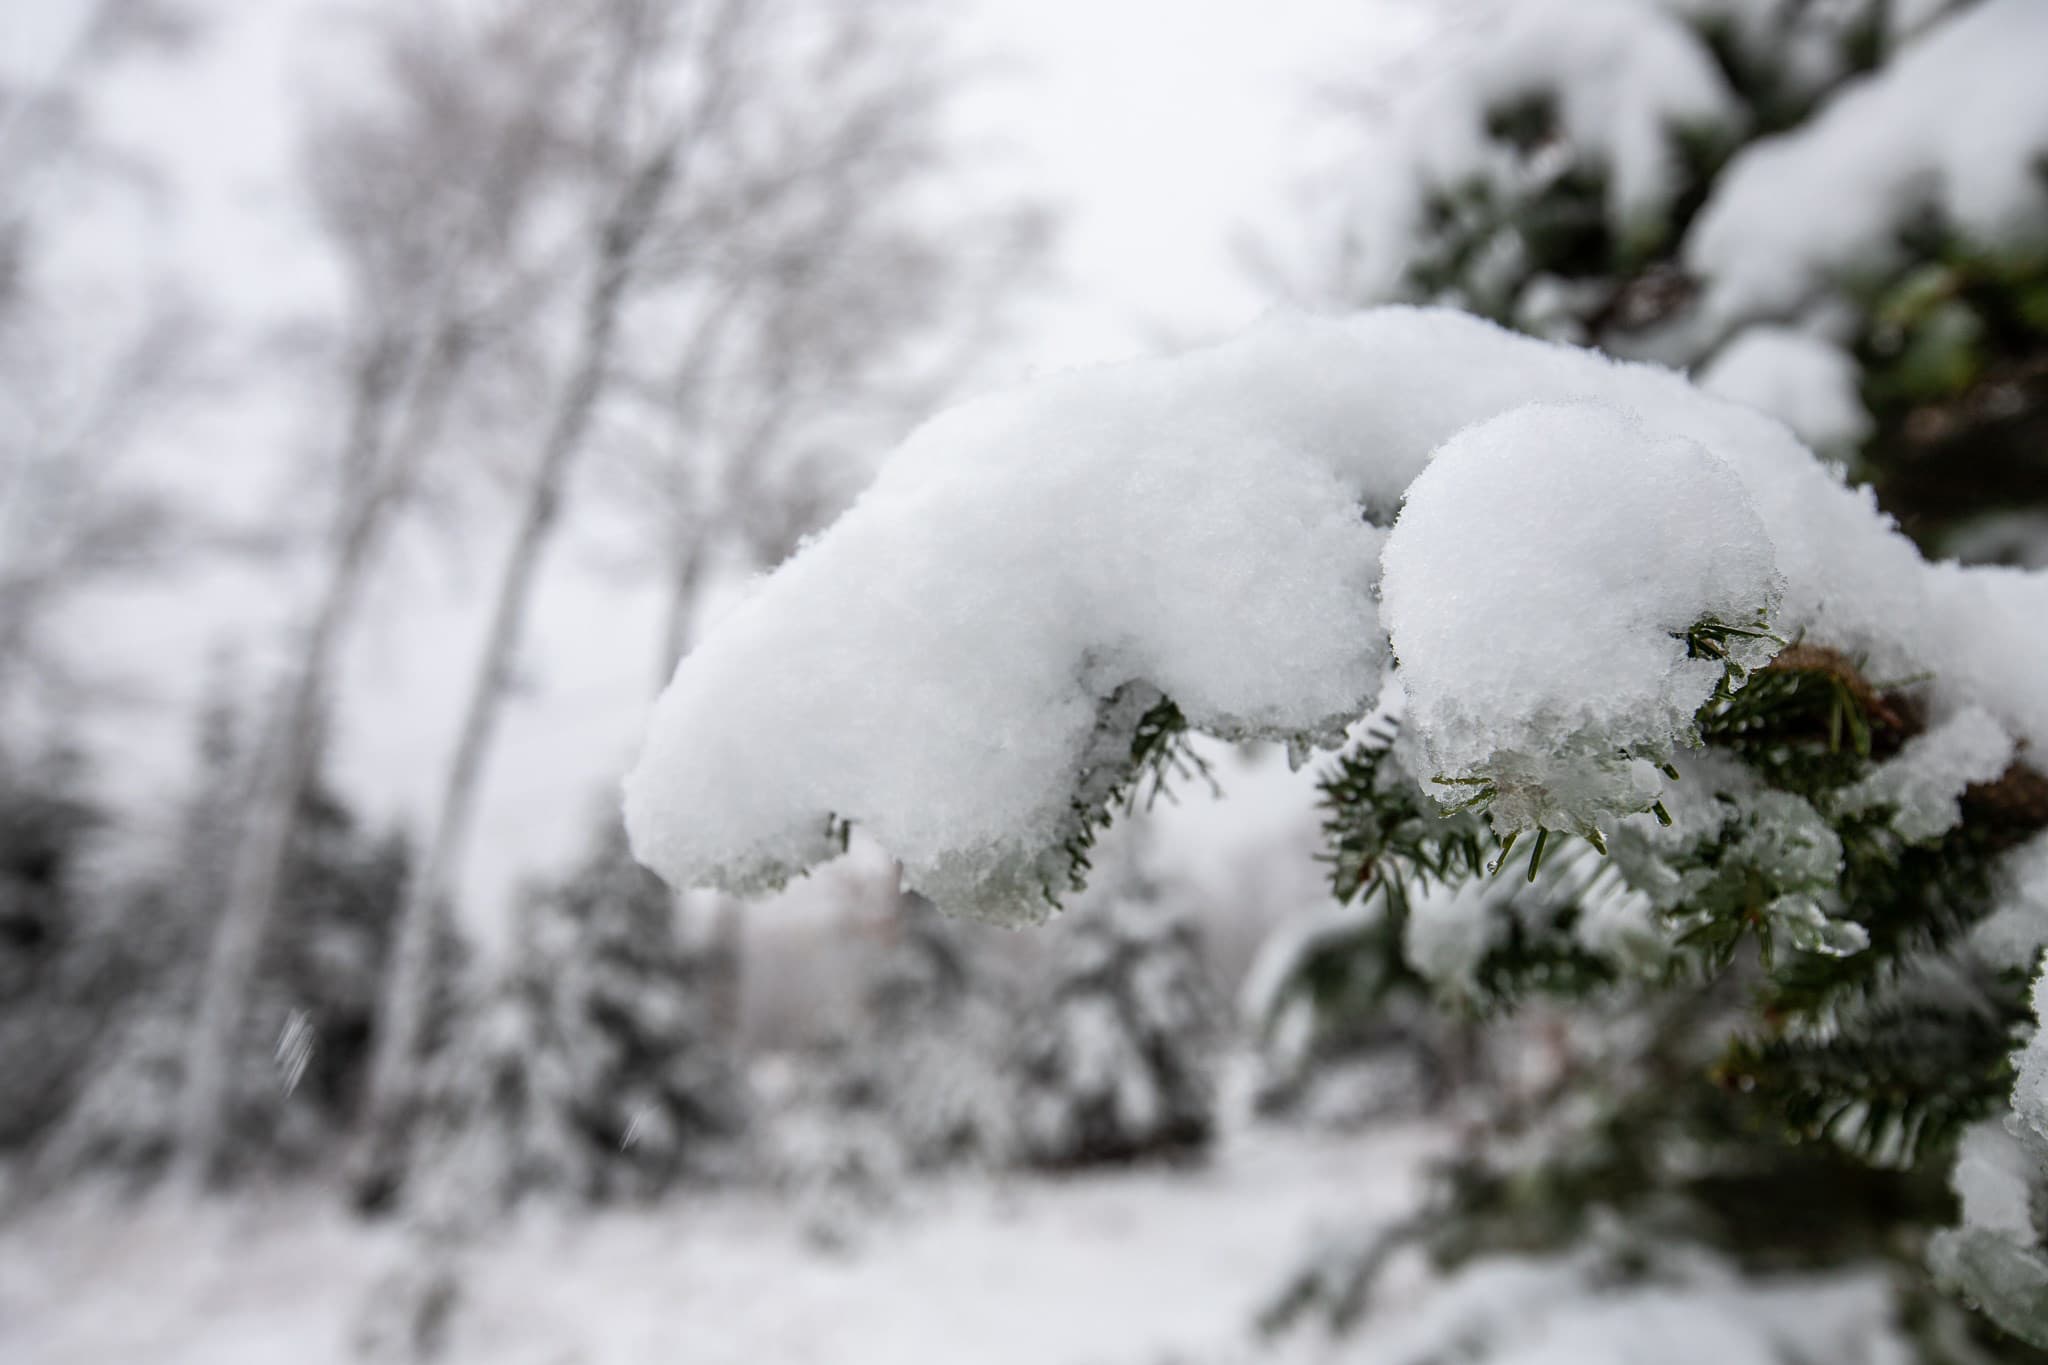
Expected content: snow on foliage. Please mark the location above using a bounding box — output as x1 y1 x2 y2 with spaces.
626 306 2043 927
1836 705 2015 842
1686 0 2048 334
1328 0 1733 301
1974 835 2048 972
1309 0 2048 387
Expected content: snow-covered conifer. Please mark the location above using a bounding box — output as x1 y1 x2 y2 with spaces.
837 891 1021 1172
436 815 748 1206
1016 883 1222 1168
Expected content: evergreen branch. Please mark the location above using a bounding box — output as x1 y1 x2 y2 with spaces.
1052 686 1214 901
1720 955 2028 1167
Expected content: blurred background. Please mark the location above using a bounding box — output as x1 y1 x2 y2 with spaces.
2 1 2044 1362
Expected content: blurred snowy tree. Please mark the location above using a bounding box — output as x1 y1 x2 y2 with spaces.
1015 888 1222 1169
412 814 747 1208
835 891 1022 1173
1273 0 2046 564
178 0 571 1186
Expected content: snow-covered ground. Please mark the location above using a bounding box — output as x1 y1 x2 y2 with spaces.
0 1124 1437 1365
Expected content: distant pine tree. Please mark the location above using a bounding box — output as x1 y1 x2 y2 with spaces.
836 891 1022 1172
1015 889 1222 1168
431 815 748 1206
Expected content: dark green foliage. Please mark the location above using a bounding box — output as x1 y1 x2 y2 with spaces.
1857 241 2048 553
1054 684 1214 902
1261 983 2038 1360
1283 624 2048 1353
1317 712 1486 914
1721 955 2028 1167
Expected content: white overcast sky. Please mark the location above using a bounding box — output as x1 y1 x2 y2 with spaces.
10 0 1437 942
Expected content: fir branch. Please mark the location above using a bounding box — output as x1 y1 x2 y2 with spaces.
1720 954 2028 1168
1052 685 1216 902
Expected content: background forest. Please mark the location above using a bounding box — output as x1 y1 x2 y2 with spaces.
3 1 2045 1363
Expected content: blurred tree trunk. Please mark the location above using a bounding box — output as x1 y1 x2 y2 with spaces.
174 0 568 1188
356 140 680 1191
173 330 465 1188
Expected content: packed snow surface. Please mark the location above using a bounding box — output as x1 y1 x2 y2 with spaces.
0 1125 1433 1365
1276 1246 1909 1365
626 306 2043 924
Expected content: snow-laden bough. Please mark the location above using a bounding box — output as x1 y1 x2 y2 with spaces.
623 307 2047 926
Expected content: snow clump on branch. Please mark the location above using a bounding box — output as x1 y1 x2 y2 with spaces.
623 307 2045 926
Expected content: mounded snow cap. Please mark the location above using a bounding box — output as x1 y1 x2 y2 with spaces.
625 307 2039 924
1381 402 1782 835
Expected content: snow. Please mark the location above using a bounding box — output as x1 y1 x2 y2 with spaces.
1950 1119 2037 1243
1920 562 2048 759
1261 1247 1909 1365
1836 705 2014 843
628 311 1401 925
1686 0 2048 335
1404 873 1507 995
1973 835 2048 971
1934 1114 2048 1350
2015 967 2048 1146
1439 0 1732 229
1696 325 1872 459
1325 0 1733 301
0 1124 1438 1365
1380 401 1780 835
629 305 2043 926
